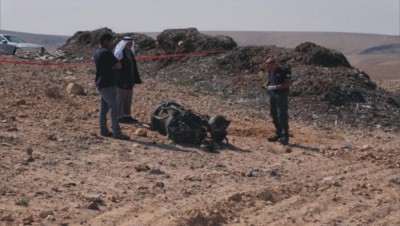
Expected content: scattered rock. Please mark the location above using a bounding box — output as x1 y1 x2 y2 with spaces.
150 168 166 175
47 134 58 141
16 99 27 106
214 163 226 168
23 214 34 223
344 140 353 150
285 147 292 153
66 83 85 95
137 186 149 190
84 194 103 204
25 147 33 156
333 181 342 187
269 170 279 177
87 201 100 210
361 144 373 151
63 182 77 188
0 214 14 222
46 214 55 221
228 193 242 202
257 189 276 202
134 164 150 172
247 170 259 177
134 128 148 137
155 182 165 188
182 175 202 182
389 178 400 185
39 210 54 219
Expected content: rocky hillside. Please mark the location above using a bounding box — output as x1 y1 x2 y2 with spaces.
59 28 399 131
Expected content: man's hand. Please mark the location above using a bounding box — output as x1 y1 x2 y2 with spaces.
113 62 122 70
262 80 270 89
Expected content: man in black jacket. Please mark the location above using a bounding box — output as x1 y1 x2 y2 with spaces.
263 58 292 145
93 33 130 140
114 37 142 124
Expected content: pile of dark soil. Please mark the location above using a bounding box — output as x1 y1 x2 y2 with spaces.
60 28 156 59
156 28 237 53
60 27 236 60
217 43 351 73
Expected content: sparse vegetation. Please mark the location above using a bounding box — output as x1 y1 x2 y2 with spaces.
15 197 30 206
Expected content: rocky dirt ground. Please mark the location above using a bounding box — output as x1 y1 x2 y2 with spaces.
0 60 399 226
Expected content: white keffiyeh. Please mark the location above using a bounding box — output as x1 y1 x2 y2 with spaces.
114 37 135 60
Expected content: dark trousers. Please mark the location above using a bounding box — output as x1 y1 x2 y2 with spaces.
269 90 289 137
99 86 121 135
117 88 133 118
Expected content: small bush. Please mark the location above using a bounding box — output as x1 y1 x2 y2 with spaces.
15 197 30 206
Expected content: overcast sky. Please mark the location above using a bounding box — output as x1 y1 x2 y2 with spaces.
0 0 399 36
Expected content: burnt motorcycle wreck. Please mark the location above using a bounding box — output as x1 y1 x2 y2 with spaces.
151 102 230 150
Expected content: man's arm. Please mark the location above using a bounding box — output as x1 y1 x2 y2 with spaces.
262 79 270 89
276 78 291 90
276 69 292 90
107 51 121 70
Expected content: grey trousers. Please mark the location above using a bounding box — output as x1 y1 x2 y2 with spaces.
117 88 133 118
99 86 122 135
269 90 289 137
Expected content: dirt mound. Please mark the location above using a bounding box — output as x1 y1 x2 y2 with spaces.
60 28 156 59
294 42 351 67
156 28 237 53
217 42 351 73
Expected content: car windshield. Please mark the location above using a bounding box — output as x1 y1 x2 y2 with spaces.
4 35 25 43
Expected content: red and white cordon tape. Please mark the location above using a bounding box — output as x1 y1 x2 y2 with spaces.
0 50 226 67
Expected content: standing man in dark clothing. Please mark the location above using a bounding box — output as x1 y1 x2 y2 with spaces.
93 33 130 140
114 37 142 124
263 58 292 145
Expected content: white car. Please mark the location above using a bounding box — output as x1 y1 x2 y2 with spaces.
0 34 45 55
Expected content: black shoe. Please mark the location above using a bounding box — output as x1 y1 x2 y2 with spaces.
100 131 113 137
268 134 281 142
113 133 130 141
118 117 130 124
126 116 139 124
278 137 289 145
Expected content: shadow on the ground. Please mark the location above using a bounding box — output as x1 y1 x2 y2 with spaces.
288 143 320 152
132 122 250 153
219 143 252 153
130 140 192 153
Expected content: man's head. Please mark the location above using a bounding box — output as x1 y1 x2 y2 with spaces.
121 37 134 49
265 58 279 72
100 33 114 49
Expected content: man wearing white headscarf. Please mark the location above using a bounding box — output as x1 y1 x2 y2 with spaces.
114 36 142 124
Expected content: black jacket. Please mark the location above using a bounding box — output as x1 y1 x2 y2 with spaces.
94 48 119 88
115 50 142 89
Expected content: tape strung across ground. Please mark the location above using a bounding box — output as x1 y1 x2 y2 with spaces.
0 50 226 67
